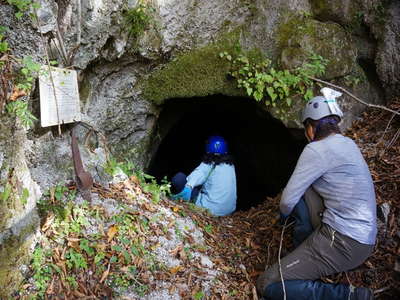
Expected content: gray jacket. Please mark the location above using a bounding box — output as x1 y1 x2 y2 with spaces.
280 134 377 245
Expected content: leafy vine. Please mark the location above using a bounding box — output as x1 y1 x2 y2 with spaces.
219 51 328 120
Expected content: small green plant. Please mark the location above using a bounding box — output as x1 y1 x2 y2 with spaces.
105 156 171 203
220 51 328 120
204 224 213 234
343 73 366 87
6 100 37 129
17 55 41 91
80 239 95 257
6 0 40 19
37 185 71 220
66 248 88 270
20 187 29 205
122 1 154 38
0 182 12 203
4 56 41 129
0 26 9 55
194 291 205 300
31 247 53 297
104 157 135 177
66 275 78 289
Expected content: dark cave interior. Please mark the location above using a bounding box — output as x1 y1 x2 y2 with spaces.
148 95 307 211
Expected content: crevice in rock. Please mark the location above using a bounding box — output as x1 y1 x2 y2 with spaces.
357 57 385 99
147 95 306 211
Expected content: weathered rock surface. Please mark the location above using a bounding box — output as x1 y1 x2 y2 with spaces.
0 0 399 296
375 1 400 99
0 116 40 299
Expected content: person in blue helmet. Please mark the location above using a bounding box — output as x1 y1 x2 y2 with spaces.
257 93 377 300
170 136 237 216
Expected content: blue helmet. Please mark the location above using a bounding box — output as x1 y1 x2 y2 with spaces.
206 136 228 155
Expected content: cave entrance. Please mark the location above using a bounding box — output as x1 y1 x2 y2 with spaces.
148 95 306 210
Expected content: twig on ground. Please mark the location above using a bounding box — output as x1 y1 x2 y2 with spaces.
278 219 288 300
308 76 400 116
380 112 398 144
374 286 391 295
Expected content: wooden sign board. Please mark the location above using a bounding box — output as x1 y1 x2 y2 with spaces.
39 66 81 127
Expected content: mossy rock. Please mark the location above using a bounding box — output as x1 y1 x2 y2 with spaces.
309 0 363 26
278 15 358 79
141 31 246 105
0 211 39 298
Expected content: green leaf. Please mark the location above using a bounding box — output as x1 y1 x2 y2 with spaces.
20 188 29 205
0 41 9 53
194 291 205 300
80 239 95 256
253 90 263 101
15 12 23 19
1 183 12 202
304 88 314 100
94 252 105 265
263 74 273 83
112 245 123 252
0 26 8 34
31 2 41 9
286 98 292 106
246 87 253 96
266 87 277 101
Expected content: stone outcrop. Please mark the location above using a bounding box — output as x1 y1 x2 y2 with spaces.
0 0 399 296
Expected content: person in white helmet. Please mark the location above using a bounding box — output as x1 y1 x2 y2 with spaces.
257 94 377 300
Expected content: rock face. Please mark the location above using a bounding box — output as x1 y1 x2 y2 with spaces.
0 0 399 296
0 116 41 298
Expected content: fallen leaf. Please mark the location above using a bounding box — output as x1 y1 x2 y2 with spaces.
107 225 118 242
9 87 26 101
100 264 111 283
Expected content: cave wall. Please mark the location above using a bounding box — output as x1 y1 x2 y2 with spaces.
0 0 399 295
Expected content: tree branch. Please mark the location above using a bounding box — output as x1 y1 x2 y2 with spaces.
278 220 288 300
307 76 400 116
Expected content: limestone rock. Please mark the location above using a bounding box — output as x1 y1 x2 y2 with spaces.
0 116 40 299
279 16 357 79
375 1 400 99
309 0 362 26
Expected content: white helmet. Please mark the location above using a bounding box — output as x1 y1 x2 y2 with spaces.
301 96 343 123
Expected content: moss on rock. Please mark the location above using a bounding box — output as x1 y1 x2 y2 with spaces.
309 0 363 28
141 31 246 105
277 15 358 79
0 114 41 297
0 212 39 298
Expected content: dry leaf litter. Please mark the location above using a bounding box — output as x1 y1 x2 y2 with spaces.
18 100 399 299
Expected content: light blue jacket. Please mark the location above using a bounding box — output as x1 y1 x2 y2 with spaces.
187 162 237 216
280 134 377 245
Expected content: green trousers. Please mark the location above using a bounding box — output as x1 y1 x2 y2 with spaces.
257 188 374 294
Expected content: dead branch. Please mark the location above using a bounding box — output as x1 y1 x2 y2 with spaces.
278 220 288 300
33 6 62 135
308 76 400 116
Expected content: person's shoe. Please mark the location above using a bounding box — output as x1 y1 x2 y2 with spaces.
352 287 374 300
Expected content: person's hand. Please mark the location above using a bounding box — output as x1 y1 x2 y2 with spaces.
171 185 192 201
279 212 290 225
